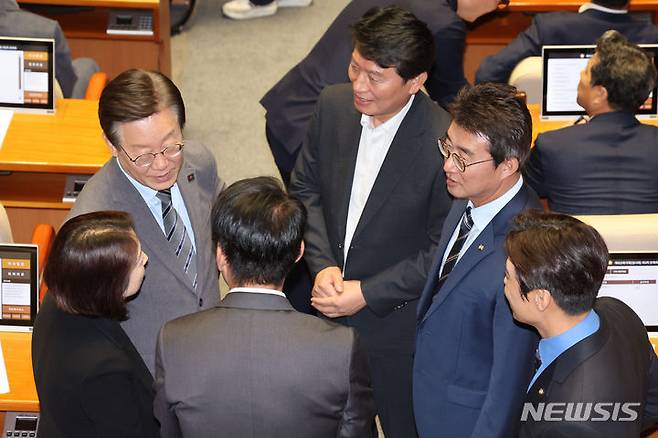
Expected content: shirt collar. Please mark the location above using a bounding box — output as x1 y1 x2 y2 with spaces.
579 2 627 14
227 287 286 298
538 309 600 371
360 94 415 132
468 175 524 232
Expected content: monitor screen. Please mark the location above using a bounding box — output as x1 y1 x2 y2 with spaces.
598 252 658 332
0 37 54 113
541 45 658 119
0 244 38 331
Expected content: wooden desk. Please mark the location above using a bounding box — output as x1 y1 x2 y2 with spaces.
18 0 171 79
0 99 109 242
527 103 658 143
464 0 658 82
0 332 38 426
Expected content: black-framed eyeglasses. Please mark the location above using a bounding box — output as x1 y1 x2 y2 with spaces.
438 137 494 173
118 142 184 168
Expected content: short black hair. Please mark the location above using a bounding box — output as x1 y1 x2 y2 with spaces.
44 211 139 320
591 30 657 112
99 69 186 147
449 83 532 168
593 0 628 8
351 6 435 81
505 210 609 316
211 177 306 287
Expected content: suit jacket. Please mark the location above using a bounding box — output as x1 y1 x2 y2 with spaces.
290 83 451 355
68 140 223 372
261 0 465 165
154 291 376 438
0 0 78 97
524 111 658 214
520 297 658 437
476 9 658 84
414 183 541 438
32 295 159 438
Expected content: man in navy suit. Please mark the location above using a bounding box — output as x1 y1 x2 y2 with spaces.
476 0 658 84
524 31 658 214
413 83 540 438
503 211 658 437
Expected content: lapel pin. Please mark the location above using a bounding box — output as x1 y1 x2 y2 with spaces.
187 173 195 182
478 244 485 251
538 388 544 395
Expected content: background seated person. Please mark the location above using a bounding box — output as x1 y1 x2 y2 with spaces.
32 211 158 438
0 0 99 98
504 210 658 437
524 31 658 214
475 0 658 84
154 177 376 438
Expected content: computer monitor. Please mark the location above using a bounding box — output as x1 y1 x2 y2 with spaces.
0 36 55 113
598 252 658 334
0 244 38 332
540 44 658 119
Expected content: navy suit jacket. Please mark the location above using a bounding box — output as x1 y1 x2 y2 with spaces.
261 0 465 166
414 182 540 438
476 9 658 84
520 298 658 438
524 111 658 214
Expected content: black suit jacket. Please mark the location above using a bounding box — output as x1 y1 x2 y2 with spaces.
523 111 658 214
261 0 465 166
520 297 658 437
32 295 159 438
476 9 658 84
290 84 451 354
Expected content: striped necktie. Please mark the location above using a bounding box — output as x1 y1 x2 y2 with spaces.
436 207 473 293
156 189 197 289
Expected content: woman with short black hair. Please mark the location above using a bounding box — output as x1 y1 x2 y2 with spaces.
32 211 159 438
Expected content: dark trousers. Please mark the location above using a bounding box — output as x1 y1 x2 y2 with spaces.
251 0 274 5
265 123 299 187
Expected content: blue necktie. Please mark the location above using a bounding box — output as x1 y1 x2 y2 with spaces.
436 207 473 293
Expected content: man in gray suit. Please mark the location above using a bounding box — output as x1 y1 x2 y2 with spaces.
290 7 452 437
154 177 376 438
68 69 224 372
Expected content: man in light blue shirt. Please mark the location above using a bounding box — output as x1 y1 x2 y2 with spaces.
504 210 658 437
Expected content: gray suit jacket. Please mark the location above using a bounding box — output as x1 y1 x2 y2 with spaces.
0 0 77 97
68 140 223 372
290 84 452 355
154 291 376 438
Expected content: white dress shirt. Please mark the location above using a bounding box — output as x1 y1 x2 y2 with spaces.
226 287 286 298
578 2 627 14
343 95 415 263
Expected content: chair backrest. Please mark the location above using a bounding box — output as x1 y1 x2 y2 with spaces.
508 56 542 105
0 203 13 243
31 223 55 302
574 213 658 252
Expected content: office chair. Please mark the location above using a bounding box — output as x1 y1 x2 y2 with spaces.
508 56 542 104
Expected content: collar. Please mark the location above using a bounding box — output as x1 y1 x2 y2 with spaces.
468 175 524 232
538 310 600 374
116 157 176 202
0 0 20 12
227 287 286 298
360 94 415 132
579 2 628 14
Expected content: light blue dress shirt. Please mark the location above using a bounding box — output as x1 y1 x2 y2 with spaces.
528 309 600 390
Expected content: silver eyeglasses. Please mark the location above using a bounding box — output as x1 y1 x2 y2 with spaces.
118 142 184 168
438 137 494 173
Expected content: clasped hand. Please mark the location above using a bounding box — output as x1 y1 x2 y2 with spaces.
311 266 366 318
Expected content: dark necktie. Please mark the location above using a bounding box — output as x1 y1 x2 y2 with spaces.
534 348 542 371
156 189 198 288
436 207 473 292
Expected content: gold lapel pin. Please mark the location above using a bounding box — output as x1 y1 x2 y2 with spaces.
478 244 485 251
538 388 544 395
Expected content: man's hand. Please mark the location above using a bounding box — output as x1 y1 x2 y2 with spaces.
312 280 366 318
313 266 344 297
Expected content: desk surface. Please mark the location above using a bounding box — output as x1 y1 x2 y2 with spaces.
0 99 109 174
0 332 38 412
19 0 159 9
507 0 658 11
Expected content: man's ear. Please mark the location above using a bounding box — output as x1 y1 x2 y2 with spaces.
498 156 520 178
216 244 228 271
407 71 428 95
533 289 552 312
295 241 305 264
104 134 119 157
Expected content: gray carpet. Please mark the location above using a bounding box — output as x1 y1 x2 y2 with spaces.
171 0 350 184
